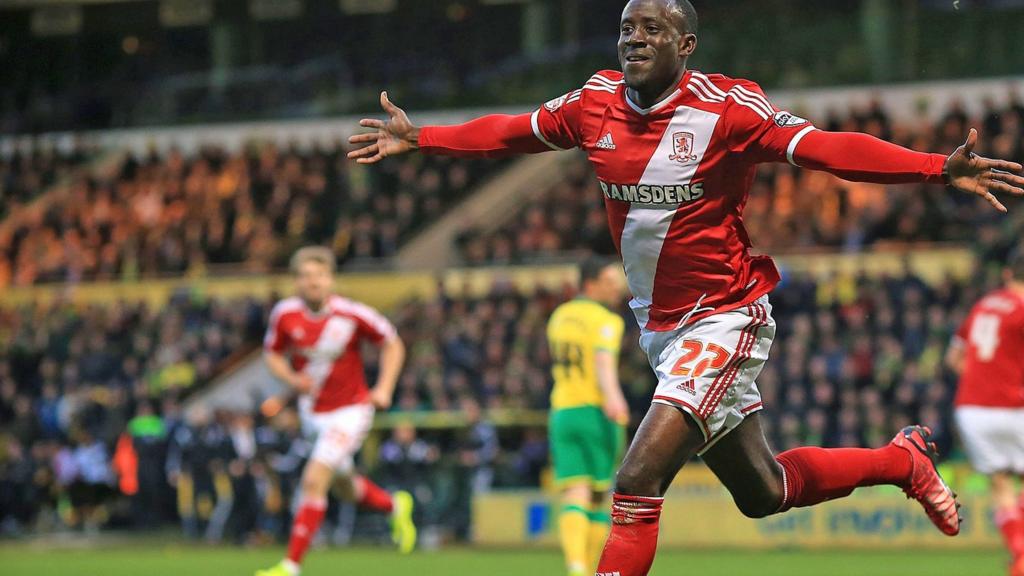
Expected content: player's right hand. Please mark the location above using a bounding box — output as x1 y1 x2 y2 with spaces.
347 91 420 164
603 395 630 425
290 373 314 394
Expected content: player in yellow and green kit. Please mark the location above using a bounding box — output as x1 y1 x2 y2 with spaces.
547 257 629 576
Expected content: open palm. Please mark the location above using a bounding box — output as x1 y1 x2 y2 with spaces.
347 91 420 164
946 128 1024 212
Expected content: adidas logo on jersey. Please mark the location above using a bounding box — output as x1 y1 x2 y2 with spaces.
596 132 616 150
676 379 696 395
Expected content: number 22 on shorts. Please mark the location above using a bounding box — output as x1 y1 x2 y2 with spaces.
670 339 731 377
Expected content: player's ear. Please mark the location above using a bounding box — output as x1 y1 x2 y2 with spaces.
679 33 697 58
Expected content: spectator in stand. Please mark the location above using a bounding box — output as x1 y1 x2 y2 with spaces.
0 143 505 286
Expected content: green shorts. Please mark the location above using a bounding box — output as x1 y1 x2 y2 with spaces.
549 405 625 490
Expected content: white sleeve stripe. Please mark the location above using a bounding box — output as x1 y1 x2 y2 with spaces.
691 72 728 98
687 81 724 103
786 125 817 166
728 89 773 118
588 74 624 87
530 109 567 151
686 84 719 104
732 85 775 114
689 75 726 101
727 92 768 120
583 84 618 93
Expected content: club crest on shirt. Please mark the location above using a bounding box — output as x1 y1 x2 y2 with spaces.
773 110 808 127
544 94 568 112
668 131 698 164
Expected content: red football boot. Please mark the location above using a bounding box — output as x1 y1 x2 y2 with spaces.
1012 555 1024 576
889 426 962 536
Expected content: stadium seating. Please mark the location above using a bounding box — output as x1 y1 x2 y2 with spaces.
0 143 507 286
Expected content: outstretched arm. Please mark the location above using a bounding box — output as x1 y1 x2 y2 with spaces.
794 128 1024 212
348 91 554 163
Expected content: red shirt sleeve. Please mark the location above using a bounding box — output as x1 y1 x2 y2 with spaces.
721 80 818 164
793 130 947 184
418 88 583 158
264 303 290 353
722 80 946 185
350 302 398 344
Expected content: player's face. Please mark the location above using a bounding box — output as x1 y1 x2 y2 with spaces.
295 260 333 308
618 0 694 95
594 265 627 307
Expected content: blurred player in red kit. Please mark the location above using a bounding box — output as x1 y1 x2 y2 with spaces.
947 251 1024 576
349 1 1024 573
256 247 416 576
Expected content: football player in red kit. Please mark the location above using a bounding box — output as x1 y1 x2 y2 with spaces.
947 251 1024 576
256 247 416 576
349 1 1024 574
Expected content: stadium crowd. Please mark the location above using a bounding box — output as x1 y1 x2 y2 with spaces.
0 261 988 541
0 143 504 286
456 94 1024 265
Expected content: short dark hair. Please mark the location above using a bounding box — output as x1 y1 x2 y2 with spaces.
580 256 615 285
674 0 698 35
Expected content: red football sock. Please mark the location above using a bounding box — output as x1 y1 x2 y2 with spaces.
286 497 327 565
595 493 663 576
995 507 1024 560
775 445 912 512
356 476 394 514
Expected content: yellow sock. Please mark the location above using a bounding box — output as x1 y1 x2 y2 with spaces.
558 504 590 575
587 509 612 572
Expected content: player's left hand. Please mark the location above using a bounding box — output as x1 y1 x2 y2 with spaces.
347 91 420 164
945 128 1024 212
370 387 393 410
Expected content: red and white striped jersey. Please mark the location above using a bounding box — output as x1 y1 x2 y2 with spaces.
264 294 397 412
531 69 818 331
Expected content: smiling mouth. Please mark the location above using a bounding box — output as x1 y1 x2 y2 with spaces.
625 54 650 63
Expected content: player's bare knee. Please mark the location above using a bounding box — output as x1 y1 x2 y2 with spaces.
300 461 333 499
734 485 784 519
614 465 661 497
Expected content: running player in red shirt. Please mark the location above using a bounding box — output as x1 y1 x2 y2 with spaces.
349 1 1024 573
947 252 1024 576
256 247 416 576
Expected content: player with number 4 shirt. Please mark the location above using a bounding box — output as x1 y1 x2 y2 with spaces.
349 0 1024 573
947 252 1024 576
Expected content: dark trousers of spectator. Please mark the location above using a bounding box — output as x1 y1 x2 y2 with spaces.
133 465 166 528
226 472 258 544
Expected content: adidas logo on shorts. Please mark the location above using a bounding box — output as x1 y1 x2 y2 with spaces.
597 132 616 150
676 379 696 395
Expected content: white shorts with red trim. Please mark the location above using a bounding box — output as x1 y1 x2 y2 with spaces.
300 398 375 473
641 295 775 455
955 405 1024 475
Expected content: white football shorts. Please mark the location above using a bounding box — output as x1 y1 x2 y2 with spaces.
955 406 1024 475
641 294 776 455
300 398 375 474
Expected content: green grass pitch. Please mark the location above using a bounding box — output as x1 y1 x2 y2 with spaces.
0 544 1009 576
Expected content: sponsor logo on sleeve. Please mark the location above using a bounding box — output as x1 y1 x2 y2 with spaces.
773 110 809 128
544 94 568 112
